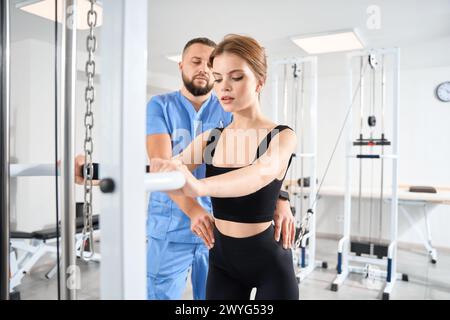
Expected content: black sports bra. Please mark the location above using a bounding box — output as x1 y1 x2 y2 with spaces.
204 125 293 223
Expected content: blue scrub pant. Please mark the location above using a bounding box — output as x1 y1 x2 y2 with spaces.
147 236 209 300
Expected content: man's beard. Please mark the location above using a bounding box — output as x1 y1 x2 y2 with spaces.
182 73 214 97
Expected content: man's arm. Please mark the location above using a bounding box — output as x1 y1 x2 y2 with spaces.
147 133 215 248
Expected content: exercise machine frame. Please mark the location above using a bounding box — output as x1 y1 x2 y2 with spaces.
331 48 403 300
272 56 327 282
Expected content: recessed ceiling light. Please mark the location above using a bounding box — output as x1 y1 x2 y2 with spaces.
16 0 103 30
291 29 364 54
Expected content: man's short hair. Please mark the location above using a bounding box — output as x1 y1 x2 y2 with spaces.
182 37 217 56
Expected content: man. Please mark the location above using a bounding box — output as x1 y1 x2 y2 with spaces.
145 37 295 300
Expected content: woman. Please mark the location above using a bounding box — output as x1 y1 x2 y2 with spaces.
151 34 298 300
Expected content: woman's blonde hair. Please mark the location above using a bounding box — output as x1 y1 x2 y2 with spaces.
208 34 267 83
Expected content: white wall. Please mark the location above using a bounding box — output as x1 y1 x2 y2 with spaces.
10 39 102 232
11 39 54 231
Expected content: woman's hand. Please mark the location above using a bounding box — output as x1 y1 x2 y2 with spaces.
273 199 295 249
150 158 206 197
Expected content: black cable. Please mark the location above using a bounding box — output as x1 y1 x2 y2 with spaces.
54 0 61 300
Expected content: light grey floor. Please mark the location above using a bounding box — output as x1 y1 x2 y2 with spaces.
14 238 450 300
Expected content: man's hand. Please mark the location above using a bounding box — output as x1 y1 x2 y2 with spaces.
273 199 295 249
75 154 99 186
75 154 86 185
189 207 215 249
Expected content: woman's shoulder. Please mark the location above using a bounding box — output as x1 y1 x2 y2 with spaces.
272 124 297 144
255 122 296 140
274 124 294 131
270 123 295 135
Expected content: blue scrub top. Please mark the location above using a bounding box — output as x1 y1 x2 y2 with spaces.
146 90 232 243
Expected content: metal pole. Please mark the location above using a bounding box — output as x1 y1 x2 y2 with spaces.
390 48 400 281
308 56 318 272
282 64 288 124
271 65 279 123
60 0 77 300
101 0 148 299
342 54 354 273
358 56 364 241
379 54 386 242
0 0 11 300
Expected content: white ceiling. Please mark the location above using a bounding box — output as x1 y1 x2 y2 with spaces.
10 0 450 80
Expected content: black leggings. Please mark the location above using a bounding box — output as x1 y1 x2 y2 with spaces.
206 224 299 300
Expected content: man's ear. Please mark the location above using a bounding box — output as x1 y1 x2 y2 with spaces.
178 61 183 71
